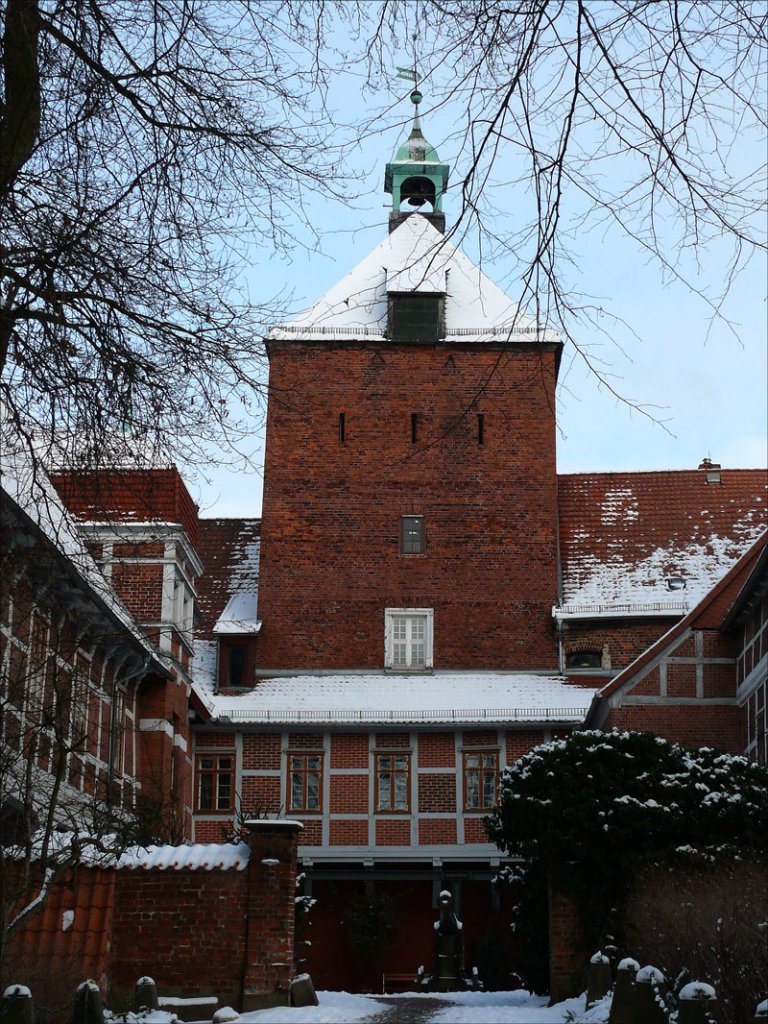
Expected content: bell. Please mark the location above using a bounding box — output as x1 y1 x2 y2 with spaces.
401 176 435 209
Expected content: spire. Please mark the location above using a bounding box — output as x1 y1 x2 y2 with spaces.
384 84 450 234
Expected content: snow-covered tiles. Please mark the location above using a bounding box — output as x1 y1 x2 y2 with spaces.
195 518 260 640
557 470 767 619
192 644 595 726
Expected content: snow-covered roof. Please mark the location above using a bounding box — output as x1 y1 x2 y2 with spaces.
213 592 261 635
1 429 164 667
556 470 767 620
192 644 595 725
268 215 559 345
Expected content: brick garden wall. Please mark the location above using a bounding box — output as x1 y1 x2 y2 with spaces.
2 822 301 1013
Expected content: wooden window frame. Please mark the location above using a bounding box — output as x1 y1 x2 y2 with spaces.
400 515 425 555
287 751 324 814
375 751 411 813
195 751 235 813
462 749 499 812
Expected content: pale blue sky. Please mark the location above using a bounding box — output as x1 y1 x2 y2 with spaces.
190 61 767 518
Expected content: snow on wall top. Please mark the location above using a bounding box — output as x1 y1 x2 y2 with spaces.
191 643 596 725
268 215 559 344
556 470 767 618
1 428 161 663
195 518 260 640
117 842 249 871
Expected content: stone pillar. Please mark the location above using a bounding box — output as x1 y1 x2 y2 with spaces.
242 819 303 1012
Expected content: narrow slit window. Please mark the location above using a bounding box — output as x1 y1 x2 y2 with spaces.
411 413 418 444
477 414 485 446
338 412 345 443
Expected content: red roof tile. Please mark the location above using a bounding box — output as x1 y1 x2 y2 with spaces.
557 468 767 614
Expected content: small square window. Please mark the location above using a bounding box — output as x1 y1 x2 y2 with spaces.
401 515 425 554
389 294 443 344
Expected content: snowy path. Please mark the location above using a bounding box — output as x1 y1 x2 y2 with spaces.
228 989 608 1024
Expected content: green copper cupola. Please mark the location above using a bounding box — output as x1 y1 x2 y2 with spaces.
385 88 450 234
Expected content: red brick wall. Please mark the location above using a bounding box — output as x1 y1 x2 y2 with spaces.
329 820 368 845
50 469 200 547
376 819 410 845
418 819 457 844
257 342 560 670
605 704 744 753
330 775 368 814
242 733 280 768
111 561 164 621
109 868 248 1008
418 731 455 767
418 774 457 812
464 817 491 843
331 733 369 767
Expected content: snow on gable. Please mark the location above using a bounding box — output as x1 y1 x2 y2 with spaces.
195 519 260 641
269 215 558 344
213 592 261 635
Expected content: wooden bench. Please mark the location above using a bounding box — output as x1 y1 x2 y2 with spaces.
381 972 417 994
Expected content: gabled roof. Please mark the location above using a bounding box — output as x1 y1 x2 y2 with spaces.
556 469 767 619
268 214 559 345
593 529 768 705
195 518 260 640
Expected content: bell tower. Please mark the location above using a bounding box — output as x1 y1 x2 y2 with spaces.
384 88 450 234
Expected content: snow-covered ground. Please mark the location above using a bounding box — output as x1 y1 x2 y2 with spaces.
214 989 611 1024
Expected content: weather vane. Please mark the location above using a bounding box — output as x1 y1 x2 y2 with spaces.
396 30 422 106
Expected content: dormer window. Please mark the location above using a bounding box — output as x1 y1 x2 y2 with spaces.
667 577 686 591
388 294 443 344
213 593 261 689
218 638 255 688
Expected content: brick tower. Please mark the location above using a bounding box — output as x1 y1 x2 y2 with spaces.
255 95 563 675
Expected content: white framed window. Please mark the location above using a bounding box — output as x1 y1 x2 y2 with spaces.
384 608 434 670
